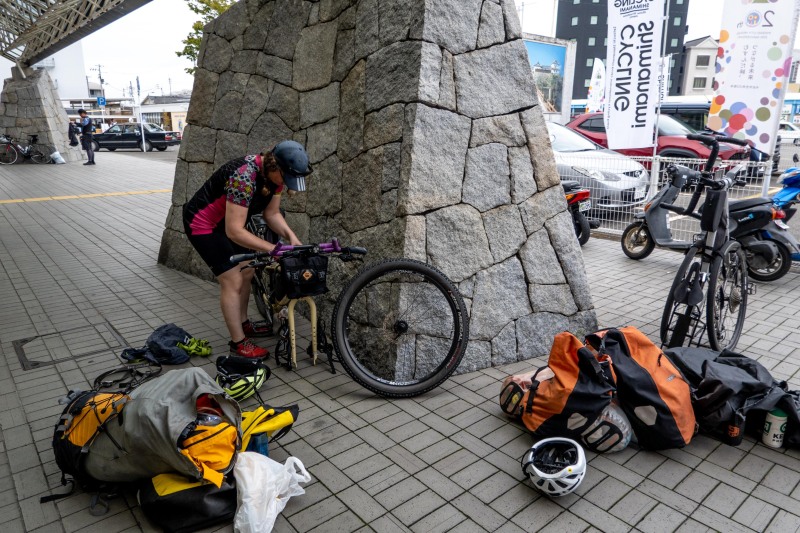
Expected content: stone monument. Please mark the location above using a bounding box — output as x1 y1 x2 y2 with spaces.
0 67 82 162
159 0 597 367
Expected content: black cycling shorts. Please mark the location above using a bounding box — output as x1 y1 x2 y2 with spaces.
185 226 249 277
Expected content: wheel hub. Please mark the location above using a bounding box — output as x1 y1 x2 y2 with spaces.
393 320 409 335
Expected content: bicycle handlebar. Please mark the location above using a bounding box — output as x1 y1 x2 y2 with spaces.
686 133 749 147
229 239 367 264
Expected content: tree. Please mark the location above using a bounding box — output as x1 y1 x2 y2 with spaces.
177 0 234 74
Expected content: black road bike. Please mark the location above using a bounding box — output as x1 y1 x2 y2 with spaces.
0 133 52 164
660 134 753 351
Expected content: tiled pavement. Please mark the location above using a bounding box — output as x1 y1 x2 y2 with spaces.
1 153 800 533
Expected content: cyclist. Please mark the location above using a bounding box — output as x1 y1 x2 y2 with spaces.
77 109 95 165
183 140 312 358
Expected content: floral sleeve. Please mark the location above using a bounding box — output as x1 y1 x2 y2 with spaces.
226 160 258 207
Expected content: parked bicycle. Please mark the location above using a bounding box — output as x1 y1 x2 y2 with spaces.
660 133 753 352
232 239 470 398
0 133 52 165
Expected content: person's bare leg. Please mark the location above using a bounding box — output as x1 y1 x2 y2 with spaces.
218 267 246 342
239 267 255 323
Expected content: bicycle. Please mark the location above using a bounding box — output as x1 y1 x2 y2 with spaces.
231 239 470 398
660 133 752 352
0 133 52 164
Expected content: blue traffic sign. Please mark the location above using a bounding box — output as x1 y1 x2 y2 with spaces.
97 96 106 107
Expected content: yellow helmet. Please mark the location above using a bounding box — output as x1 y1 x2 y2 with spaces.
215 355 270 403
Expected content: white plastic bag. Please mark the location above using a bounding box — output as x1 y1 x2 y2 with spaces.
233 451 311 533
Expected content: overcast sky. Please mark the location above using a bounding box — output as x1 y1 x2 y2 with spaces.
1 0 797 98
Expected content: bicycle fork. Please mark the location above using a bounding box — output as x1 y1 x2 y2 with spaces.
668 262 707 349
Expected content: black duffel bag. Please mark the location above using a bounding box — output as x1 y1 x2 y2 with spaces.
273 254 329 301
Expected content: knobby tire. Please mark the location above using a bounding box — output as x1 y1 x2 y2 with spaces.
332 258 469 398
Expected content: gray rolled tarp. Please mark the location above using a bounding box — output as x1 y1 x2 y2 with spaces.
85 367 241 483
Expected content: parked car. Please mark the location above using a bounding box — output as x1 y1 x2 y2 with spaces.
566 112 750 163
546 121 650 210
778 121 800 146
92 123 182 152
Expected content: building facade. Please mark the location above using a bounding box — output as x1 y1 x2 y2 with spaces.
555 0 691 100
677 36 717 96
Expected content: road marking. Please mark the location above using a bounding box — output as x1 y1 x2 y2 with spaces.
0 189 172 205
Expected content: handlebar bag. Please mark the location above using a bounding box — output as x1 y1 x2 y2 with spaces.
275 255 329 300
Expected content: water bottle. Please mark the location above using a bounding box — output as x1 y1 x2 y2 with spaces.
762 409 788 448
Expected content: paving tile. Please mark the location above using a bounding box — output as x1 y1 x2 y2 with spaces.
647 458 692 490
307 510 364 533
374 476 427 511
625 450 666 478
636 502 687 533
414 466 464 501
415 437 463 465
337 484 386 523
609 489 658 525
433 448 480 478
393 489 446 526
400 428 444 454
690 505 754 533
286 495 348 531
345 453 396 484
447 519 489 533
453 491 507 531
409 503 466 533
307 460 353 494
731 495 779 532
538 510 589 533
674 471 720 503
451 459 499 490
636 479 698 516
701 482 748 517
329 443 378 470
382 445 427 475
584 476 631 509
765 510 800 533
732 453 775 483
470 471 519 505
763 464 800 495
706 444 747 470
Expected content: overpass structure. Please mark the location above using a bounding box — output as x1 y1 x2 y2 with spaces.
0 0 151 67
0 0 152 162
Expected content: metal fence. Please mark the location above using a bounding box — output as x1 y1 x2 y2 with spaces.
569 153 785 244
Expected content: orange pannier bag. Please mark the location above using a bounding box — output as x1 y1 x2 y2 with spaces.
586 327 695 450
500 332 616 439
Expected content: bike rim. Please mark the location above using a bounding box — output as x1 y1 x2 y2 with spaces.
339 266 462 388
625 227 647 253
711 251 746 349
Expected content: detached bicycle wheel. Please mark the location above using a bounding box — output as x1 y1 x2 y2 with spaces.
661 248 705 349
706 246 747 351
332 258 469 398
0 144 18 164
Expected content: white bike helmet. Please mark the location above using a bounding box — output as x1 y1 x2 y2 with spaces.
580 401 632 453
521 438 587 497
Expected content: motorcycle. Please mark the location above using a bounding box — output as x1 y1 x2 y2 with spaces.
771 161 800 262
621 160 800 282
562 180 599 246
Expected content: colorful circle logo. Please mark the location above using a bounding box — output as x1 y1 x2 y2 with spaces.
746 12 760 27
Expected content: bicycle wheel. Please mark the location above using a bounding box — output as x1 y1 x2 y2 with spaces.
0 143 18 164
661 247 706 348
706 246 747 351
30 145 51 164
251 268 274 326
332 258 469 398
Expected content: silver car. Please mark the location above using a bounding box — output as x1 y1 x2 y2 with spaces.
546 122 650 209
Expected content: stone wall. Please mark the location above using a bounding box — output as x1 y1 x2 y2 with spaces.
0 67 82 162
159 0 597 366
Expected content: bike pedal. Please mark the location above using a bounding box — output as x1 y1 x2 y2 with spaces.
747 284 757 296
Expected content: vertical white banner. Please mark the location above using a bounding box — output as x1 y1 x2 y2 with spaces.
587 59 606 112
604 0 664 149
708 0 800 154
658 54 671 103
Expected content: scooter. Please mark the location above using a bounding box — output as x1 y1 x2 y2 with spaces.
562 180 599 246
771 159 800 262
621 161 800 282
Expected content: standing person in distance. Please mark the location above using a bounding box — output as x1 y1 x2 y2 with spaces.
183 140 312 358
78 109 95 165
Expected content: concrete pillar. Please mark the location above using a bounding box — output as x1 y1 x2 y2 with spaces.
0 67 83 162
159 0 597 366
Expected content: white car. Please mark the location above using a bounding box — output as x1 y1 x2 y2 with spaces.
546 122 650 210
778 121 800 146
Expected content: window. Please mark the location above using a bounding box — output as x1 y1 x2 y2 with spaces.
587 58 594 67
584 79 591 87
696 55 710 67
604 38 607 46
573 0 580 3
676 0 684 4
674 17 682 26
692 77 707 89
107 125 122 134
671 38 678 48
581 118 606 133
590 16 598 24
571 16 578 26
588 37 596 46
593 0 600 3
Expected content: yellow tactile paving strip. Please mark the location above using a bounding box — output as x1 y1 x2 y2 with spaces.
0 188 172 204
